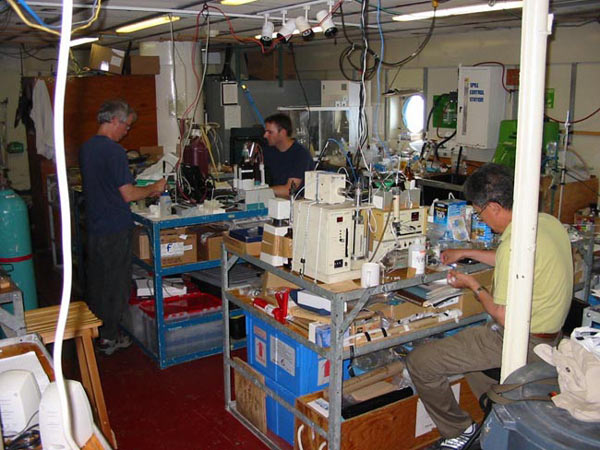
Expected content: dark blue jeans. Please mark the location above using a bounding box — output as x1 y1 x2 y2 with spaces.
86 228 133 341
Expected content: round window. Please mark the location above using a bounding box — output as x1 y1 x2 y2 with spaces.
402 94 425 135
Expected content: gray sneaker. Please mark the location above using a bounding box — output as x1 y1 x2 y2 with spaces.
97 334 132 356
439 424 478 450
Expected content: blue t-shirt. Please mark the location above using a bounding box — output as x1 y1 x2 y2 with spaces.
263 140 314 187
79 135 135 235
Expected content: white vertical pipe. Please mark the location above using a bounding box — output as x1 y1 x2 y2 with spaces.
140 41 203 155
501 1 554 382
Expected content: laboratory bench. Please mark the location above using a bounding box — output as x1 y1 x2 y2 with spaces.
221 245 491 450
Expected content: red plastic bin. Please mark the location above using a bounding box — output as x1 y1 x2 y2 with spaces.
138 292 222 322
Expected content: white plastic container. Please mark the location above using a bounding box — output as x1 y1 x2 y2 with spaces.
408 242 426 275
159 191 172 217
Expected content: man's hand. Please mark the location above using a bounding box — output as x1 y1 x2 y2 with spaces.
441 249 467 265
447 269 479 291
441 248 497 266
119 178 167 202
149 178 167 197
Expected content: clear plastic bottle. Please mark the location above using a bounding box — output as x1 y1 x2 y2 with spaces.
159 190 172 217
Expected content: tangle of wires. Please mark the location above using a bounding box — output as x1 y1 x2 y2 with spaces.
5 0 101 37
3 411 40 450
338 2 437 82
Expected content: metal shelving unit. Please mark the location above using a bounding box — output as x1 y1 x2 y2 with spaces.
131 208 266 369
221 247 489 450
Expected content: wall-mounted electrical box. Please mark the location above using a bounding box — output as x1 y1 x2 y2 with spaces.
321 80 371 107
432 92 457 129
456 66 506 149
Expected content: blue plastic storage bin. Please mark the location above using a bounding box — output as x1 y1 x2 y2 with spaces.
246 312 350 395
265 377 296 445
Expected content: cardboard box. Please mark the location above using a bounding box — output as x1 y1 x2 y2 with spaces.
224 233 262 257
139 146 164 163
133 226 197 267
246 52 295 80
191 223 228 261
261 232 293 259
262 271 299 291
89 43 125 74
295 377 483 450
130 55 160 75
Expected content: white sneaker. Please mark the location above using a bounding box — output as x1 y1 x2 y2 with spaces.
97 334 132 356
439 423 478 450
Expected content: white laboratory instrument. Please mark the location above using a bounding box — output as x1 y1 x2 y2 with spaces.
292 200 364 283
304 171 346 204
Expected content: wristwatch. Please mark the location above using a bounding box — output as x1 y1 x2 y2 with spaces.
474 285 487 299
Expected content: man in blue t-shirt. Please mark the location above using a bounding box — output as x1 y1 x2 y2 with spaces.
262 113 314 198
79 99 165 355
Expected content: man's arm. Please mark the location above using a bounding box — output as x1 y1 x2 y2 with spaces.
441 248 497 266
447 270 505 325
271 177 302 199
119 179 166 202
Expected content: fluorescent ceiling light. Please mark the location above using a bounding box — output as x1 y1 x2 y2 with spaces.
393 1 523 22
221 0 257 5
254 26 323 39
116 15 181 34
70 37 99 47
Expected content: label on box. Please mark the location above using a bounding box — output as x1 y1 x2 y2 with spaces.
317 358 330 385
161 242 184 257
110 55 122 66
307 398 330 418
270 336 295 376
254 336 267 367
415 383 460 436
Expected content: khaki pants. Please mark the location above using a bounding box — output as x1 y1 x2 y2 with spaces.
405 321 558 438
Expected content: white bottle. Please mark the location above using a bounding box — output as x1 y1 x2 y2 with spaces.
159 190 172 217
409 242 426 275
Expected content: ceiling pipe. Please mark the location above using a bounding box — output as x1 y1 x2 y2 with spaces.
27 1 376 29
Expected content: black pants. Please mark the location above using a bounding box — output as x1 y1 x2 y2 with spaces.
86 228 133 341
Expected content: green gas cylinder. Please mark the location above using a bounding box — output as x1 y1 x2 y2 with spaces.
0 187 38 310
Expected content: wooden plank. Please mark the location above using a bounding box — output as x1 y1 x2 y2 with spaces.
540 175 599 224
233 357 267 434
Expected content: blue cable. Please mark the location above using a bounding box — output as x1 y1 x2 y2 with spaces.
17 0 100 29
240 84 265 127
328 138 357 180
17 0 47 27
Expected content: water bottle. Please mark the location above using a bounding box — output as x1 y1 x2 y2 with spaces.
159 190 172 217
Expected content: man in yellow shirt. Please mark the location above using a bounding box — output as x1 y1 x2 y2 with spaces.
406 163 573 450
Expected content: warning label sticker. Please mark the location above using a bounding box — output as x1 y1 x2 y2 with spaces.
270 336 296 376
254 337 267 367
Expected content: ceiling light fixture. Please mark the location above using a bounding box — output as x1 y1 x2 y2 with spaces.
221 0 257 5
116 15 181 34
260 16 274 45
316 9 337 38
255 27 322 40
392 1 523 22
69 37 99 47
277 19 297 43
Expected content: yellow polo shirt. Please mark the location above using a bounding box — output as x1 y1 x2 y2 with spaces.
493 213 573 333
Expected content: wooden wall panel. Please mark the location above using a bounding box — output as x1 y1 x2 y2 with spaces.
27 74 158 250
44 74 157 167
